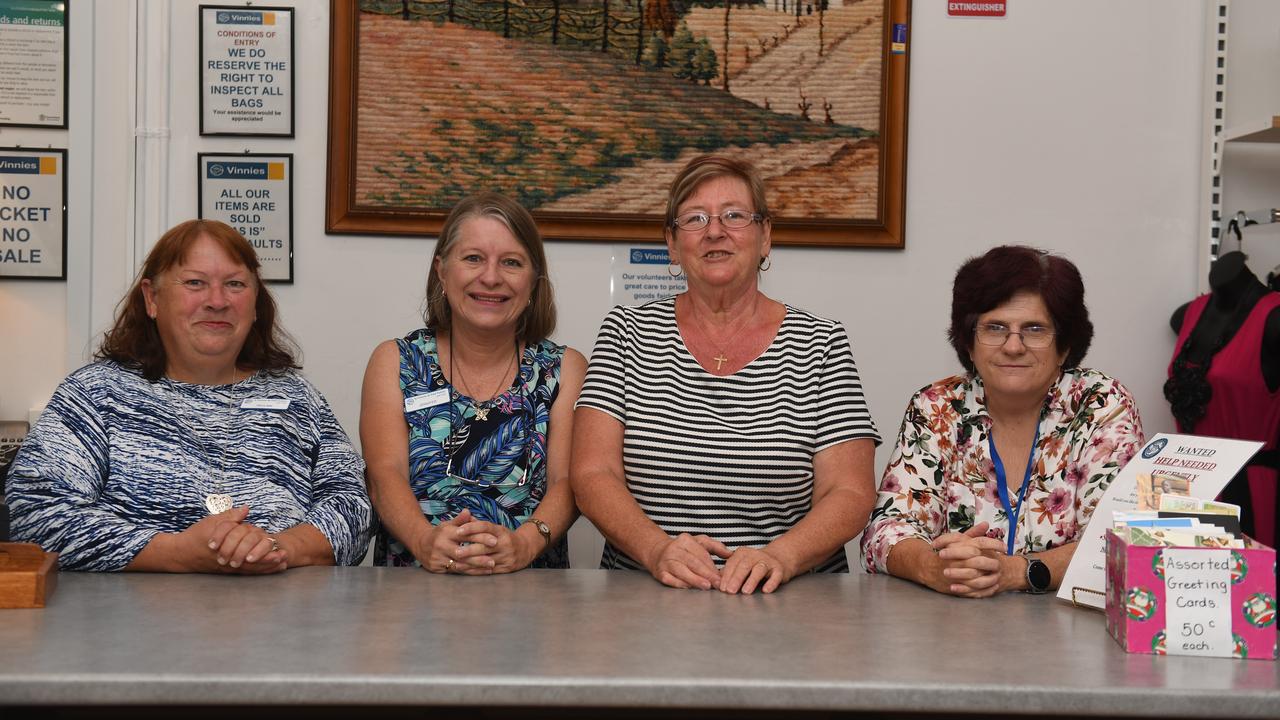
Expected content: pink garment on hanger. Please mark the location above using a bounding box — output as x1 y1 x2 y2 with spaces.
1170 292 1280 547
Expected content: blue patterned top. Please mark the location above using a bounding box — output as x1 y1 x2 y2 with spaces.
372 327 569 568
5 361 373 570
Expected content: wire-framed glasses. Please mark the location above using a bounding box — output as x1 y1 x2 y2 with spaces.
671 209 762 231
974 322 1056 349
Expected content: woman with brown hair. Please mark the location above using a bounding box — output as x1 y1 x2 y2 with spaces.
6 219 372 572
360 191 584 573
861 245 1144 597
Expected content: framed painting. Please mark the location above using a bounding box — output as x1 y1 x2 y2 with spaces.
327 0 908 247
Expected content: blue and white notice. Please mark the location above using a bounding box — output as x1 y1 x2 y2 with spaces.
611 246 686 305
201 7 293 135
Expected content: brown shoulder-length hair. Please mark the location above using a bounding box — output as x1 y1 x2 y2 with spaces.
96 219 300 381
424 191 556 344
947 245 1093 374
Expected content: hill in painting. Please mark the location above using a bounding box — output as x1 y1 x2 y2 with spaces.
356 10 879 217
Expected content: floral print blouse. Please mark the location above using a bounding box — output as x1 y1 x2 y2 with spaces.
861 368 1144 573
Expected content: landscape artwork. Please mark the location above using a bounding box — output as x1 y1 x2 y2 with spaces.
327 0 908 246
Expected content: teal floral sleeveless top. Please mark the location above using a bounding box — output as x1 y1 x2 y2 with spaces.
373 327 569 568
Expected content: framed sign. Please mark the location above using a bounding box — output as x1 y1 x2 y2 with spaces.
0 0 68 128
327 0 909 247
198 153 294 283
199 5 294 136
0 148 66 280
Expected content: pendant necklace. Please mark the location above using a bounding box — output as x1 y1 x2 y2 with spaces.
165 376 242 515
685 296 754 372
442 338 535 488
447 335 519 422
442 383 537 488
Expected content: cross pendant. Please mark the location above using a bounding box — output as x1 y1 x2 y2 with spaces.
713 353 728 370
474 406 489 421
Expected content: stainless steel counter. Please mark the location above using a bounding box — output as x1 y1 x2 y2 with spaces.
0 567 1276 716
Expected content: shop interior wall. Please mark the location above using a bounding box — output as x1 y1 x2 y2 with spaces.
1219 0 1280 288
0 1 1216 567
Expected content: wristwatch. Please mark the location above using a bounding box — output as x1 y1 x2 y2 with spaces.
1025 557 1051 594
529 519 552 549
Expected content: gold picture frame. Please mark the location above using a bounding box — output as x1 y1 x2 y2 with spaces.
326 0 909 246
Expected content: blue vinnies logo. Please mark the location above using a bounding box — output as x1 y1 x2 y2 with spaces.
1141 438 1168 459
217 12 231 23
628 248 670 265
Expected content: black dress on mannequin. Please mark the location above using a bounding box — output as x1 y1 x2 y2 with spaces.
1167 251 1280 542
1170 252 1280 392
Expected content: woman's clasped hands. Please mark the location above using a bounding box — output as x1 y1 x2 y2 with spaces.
645 533 789 595
177 506 288 574
416 509 544 575
933 522 1021 598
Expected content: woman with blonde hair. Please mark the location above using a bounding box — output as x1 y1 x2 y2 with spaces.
572 155 880 594
361 191 584 573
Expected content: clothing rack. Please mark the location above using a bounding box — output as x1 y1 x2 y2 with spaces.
1234 208 1279 227
1222 208 1279 256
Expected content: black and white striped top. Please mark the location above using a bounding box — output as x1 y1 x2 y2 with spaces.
576 298 880 573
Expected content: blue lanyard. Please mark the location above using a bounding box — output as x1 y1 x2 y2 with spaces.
988 424 1041 556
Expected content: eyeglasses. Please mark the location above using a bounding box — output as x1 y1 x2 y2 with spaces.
671 209 762 231
974 322 1056 349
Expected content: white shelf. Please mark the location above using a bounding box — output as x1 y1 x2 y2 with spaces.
1225 115 1280 143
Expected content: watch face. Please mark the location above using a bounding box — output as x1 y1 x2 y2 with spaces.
1028 559 1051 592
532 519 551 540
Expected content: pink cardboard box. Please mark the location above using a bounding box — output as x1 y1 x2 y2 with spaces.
1105 530 1276 660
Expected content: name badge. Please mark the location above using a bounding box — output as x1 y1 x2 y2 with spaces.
241 398 291 410
405 389 450 413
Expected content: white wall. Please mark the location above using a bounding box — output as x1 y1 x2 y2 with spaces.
0 281 65 422
263 0 1205 447
1 0 1218 566
1220 0 1280 282
0 0 135 424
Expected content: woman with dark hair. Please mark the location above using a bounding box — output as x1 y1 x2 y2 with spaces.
6 219 372 572
861 245 1143 597
360 191 584 573
573 155 880 594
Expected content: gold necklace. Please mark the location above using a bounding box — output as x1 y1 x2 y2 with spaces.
684 297 755 372
448 337 519 421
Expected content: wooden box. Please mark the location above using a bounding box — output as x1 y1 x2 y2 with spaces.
0 542 58 608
